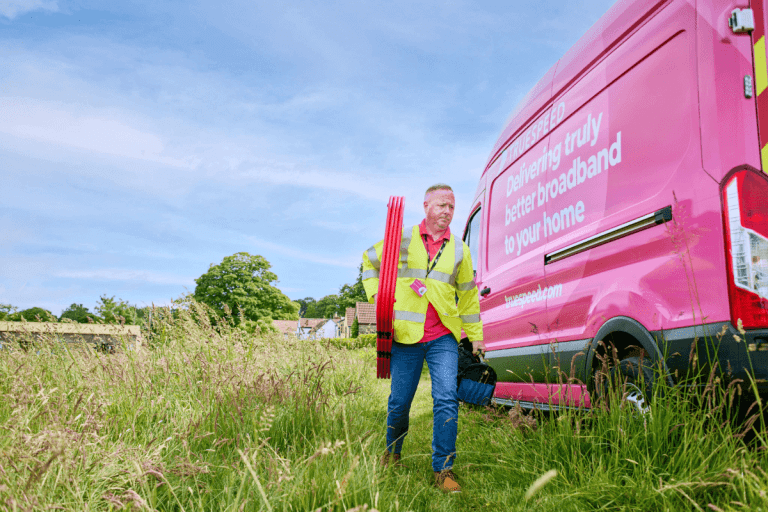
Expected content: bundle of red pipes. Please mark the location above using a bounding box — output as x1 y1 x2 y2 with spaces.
375 196 404 379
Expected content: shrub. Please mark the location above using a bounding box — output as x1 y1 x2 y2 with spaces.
7 307 57 322
320 333 375 350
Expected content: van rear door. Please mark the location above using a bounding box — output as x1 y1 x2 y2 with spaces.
751 0 768 172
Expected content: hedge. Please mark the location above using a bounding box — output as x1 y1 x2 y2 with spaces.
319 333 376 350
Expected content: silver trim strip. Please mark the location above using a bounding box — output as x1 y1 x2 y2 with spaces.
394 310 425 323
398 268 427 279
491 397 586 412
362 269 380 280
460 313 481 324
653 322 733 342
367 246 380 269
400 226 414 265
545 206 672 265
456 280 477 292
428 270 454 285
484 339 589 359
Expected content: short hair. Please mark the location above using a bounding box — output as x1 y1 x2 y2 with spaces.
424 183 453 201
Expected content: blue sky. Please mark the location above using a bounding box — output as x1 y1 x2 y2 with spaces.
0 0 616 315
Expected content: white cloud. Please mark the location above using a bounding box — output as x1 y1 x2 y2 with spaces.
246 236 359 268
0 97 192 167
55 269 195 286
0 0 57 19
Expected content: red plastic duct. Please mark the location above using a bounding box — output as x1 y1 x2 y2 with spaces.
376 196 404 379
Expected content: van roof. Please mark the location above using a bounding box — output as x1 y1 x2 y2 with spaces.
484 0 669 176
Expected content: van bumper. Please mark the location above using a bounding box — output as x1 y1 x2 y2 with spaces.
652 322 768 392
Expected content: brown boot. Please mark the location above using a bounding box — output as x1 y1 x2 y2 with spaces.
380 452 407 468
434 469 461 493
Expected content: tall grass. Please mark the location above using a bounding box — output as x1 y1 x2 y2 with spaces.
0 301 767 511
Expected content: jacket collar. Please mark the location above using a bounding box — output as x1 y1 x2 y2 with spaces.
418 219 451 242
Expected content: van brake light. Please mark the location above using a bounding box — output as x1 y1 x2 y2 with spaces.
722 170 768 328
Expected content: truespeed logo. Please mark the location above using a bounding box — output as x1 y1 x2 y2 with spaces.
504 284 563 310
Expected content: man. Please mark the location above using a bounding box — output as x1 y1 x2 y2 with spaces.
362 184 485 493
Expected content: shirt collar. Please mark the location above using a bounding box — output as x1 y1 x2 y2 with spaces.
419 219 451 242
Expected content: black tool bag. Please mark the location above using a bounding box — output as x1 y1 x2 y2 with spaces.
457 338 497 406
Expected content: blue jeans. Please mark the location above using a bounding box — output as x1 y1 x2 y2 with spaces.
386 333 459 472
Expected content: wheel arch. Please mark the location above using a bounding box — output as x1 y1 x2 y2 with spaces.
584 316 672 390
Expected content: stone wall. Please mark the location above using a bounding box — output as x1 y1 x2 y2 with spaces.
0 322 141 351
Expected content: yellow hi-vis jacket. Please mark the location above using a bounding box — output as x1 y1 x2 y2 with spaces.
361 224 483 345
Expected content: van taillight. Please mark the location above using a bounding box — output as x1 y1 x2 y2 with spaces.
722 169 768 329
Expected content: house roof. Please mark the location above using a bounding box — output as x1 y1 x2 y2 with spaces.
356 302 376 325
272 320 297 335
299 318 325 329
345 307 355 327
308 319 336 335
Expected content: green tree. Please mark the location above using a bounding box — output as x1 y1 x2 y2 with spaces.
310 294 340 318
59 303 98 323
296 297 316 317
95 296 139 324
301 265 366 319
9 307 57 322
241 318 279 335
338 263 367 311
351 315 359 338
0 304 17 321
194 252 299 324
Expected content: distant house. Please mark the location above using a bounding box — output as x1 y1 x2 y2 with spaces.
272 319 299 337
309 318 340 339
355 302 376 335
343 307 355 338
298 318 326 339
332 315 343 337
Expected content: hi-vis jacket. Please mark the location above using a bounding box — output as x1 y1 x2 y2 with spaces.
362 225 483 345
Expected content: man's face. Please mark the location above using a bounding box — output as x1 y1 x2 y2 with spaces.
424 189 455 232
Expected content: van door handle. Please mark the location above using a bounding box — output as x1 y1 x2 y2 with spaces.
480 287 491 297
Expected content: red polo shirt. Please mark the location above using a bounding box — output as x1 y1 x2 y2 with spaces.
418 220 453 343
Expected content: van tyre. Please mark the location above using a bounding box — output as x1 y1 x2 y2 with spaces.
596 356 655 415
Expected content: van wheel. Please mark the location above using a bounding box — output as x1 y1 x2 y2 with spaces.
595 356 654 415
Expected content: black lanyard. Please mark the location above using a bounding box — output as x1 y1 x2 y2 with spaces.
423 235 448 277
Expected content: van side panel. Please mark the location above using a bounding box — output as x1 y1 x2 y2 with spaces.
545 2 728 363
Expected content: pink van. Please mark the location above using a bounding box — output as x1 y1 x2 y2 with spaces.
461 0 768 410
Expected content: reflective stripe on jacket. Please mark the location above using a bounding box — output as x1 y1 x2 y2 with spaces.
361 224 483 345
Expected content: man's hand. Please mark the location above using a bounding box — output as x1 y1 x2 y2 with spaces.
472 340 486 357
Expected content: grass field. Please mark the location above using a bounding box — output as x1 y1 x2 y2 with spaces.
1 305 768 511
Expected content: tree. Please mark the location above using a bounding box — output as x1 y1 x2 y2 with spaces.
241 318 279 335
296 297 316 317
194 252 299 324
351 316 359 338
304 294 341 319
338 263 367 312
9 307 57 322
0 304 17 321
300 265 367 319
60 303 98 323
95 296 139 324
